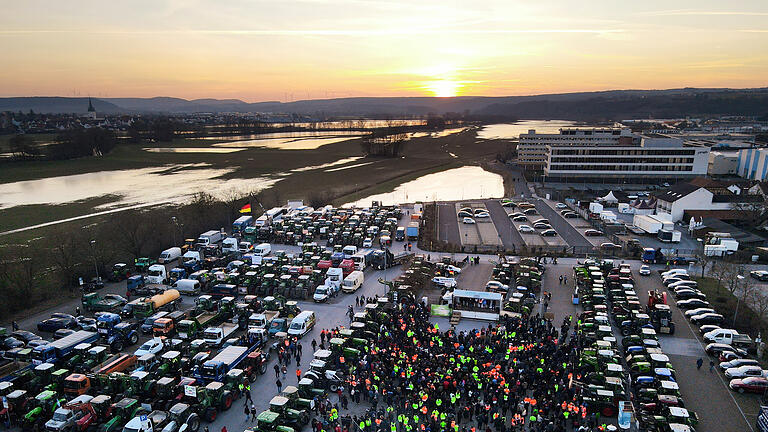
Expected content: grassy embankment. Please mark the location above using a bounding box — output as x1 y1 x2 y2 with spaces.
694 277 766 338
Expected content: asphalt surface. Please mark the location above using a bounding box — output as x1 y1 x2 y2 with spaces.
484 199 525 251
532 199 593 248
437 202 462 247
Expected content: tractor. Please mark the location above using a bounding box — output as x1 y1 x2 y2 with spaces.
99 397 146 432
22 390 67 432
162 403 201 432
267 396 310 427
280 386 315 411
253 411 295 432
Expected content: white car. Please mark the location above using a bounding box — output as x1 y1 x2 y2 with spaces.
432 277 457 288
134 338 164 357
638 265 651 276
518 225 535 233
486 281 509 292
474 212 490 219
445 265 462 274
555 203 568 209
720 358 761 371
462 217 476 224
661 269 688 278
725 365 766 379
684 307 715 318
362 238 373 248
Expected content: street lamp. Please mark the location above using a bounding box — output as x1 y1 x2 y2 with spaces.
89 240 100 281
733 275 745 327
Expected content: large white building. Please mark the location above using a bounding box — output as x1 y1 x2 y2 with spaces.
518 127 635 170
543 136 710 184
737 148 768 181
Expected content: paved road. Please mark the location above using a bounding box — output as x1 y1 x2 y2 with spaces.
533 199 593 248
437 202 461 247
484 199 525 251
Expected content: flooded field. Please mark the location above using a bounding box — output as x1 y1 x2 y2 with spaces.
345 165 504 207
477 120 578 140
143 147 245 153
0 164 279 210
212 136 361 150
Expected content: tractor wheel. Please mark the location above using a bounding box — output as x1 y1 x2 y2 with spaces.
299 412 309 425
187 414 200 432
129 333 139 345
259 362 267 375
204 407 217 423
221 392 233 410
620 328 629 337
111 341 124 353
329 382 339 392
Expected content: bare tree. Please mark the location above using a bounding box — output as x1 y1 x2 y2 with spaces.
694 249 714 279
50 229 83 291
114 210 153 259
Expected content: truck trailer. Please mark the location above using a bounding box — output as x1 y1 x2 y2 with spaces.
31 331 99 365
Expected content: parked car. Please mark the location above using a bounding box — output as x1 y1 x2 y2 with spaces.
638 265 651 276
676 298 710 310
699 324 721 335
750 270 768 281
513 215 528 222
134 338 164 357
720 350 747 362
76 316 98 331
445 265 462 274
11 330 42 344
691 313 724 325
37 313 78 332
457 211 472 218
508 212 525 218
532 219 550 225
720 358 760 371
684 308 715 318
729 377 768 394
600 243 621 250
518 225 535 233
462 217 476 224
724 365 766 379
585 229 603 237
2 337 24 350
533 223 551 230
705 343 741 356
362 238 373 248
541 229 557 237
53 329 75 340
523 208 538 215
26 339 48 349
563 212 579 219
432 277 457 288
486 281 509 292
474 212 490 219
555 203 568 209
669 257 697 265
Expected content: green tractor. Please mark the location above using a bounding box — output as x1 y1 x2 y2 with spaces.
280 386 315 411
66 343 93 371
134 257 156 273
165 402 201 432
124 371 156 399
22 390 67 432
267 395 310 427
25 363 56 395
46 368 70 392
100 397 146 432
253 411 295 432
193 382 234 422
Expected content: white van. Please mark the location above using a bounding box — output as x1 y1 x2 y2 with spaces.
158 247 182 264
253 243 271 257
342 271 364 294
288 311 316 337
222 237 239 254
172 279 201 296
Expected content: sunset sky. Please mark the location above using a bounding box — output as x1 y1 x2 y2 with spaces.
1 0 767 101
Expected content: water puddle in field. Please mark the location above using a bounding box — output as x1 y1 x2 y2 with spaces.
345 165 504 207
477 120 579 139
212 136 361 150
143 147 245 153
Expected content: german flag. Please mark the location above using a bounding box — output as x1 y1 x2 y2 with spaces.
239 203 252 213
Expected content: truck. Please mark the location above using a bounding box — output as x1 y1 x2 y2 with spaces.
81 292 127 313
248 312 279 330
633 215 663 235
146 265 168 285
182 251 203 272
210 283 238 298
232 216 254 234
31 331 99 365
132 289 180 319
196 230 224 248
350 250 374 271
658 230 681 243
705 238 739 256
372 250 413 269
221 238 239 254
194 345 252 383
176 319 202 340
407 222 419 240
642 248 665 264
202 323 239 347
96 313 140 352
325 268 343 291
703 328 755 352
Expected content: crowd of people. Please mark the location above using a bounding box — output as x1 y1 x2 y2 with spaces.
307 295 615 432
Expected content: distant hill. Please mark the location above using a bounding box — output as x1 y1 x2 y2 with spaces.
2 88 768 120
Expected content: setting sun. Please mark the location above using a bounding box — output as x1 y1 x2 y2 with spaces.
425 80 461 97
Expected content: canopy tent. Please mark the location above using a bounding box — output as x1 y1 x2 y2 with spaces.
599 191 619 204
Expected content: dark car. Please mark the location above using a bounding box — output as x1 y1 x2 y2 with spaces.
750 270 768 282
705 343 739 357
26 339 49 349
564 212 579 218
2 337 24 350
541 229 558 237
676 299 710 310
585 229 603 237
11 330 42 344
53 329 76 340
37 313 78 333
690 313 724 325
674 289 706 301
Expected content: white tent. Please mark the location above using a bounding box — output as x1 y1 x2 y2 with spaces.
600 191 619 204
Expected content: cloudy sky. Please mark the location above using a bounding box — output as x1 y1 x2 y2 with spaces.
1 0 767 100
